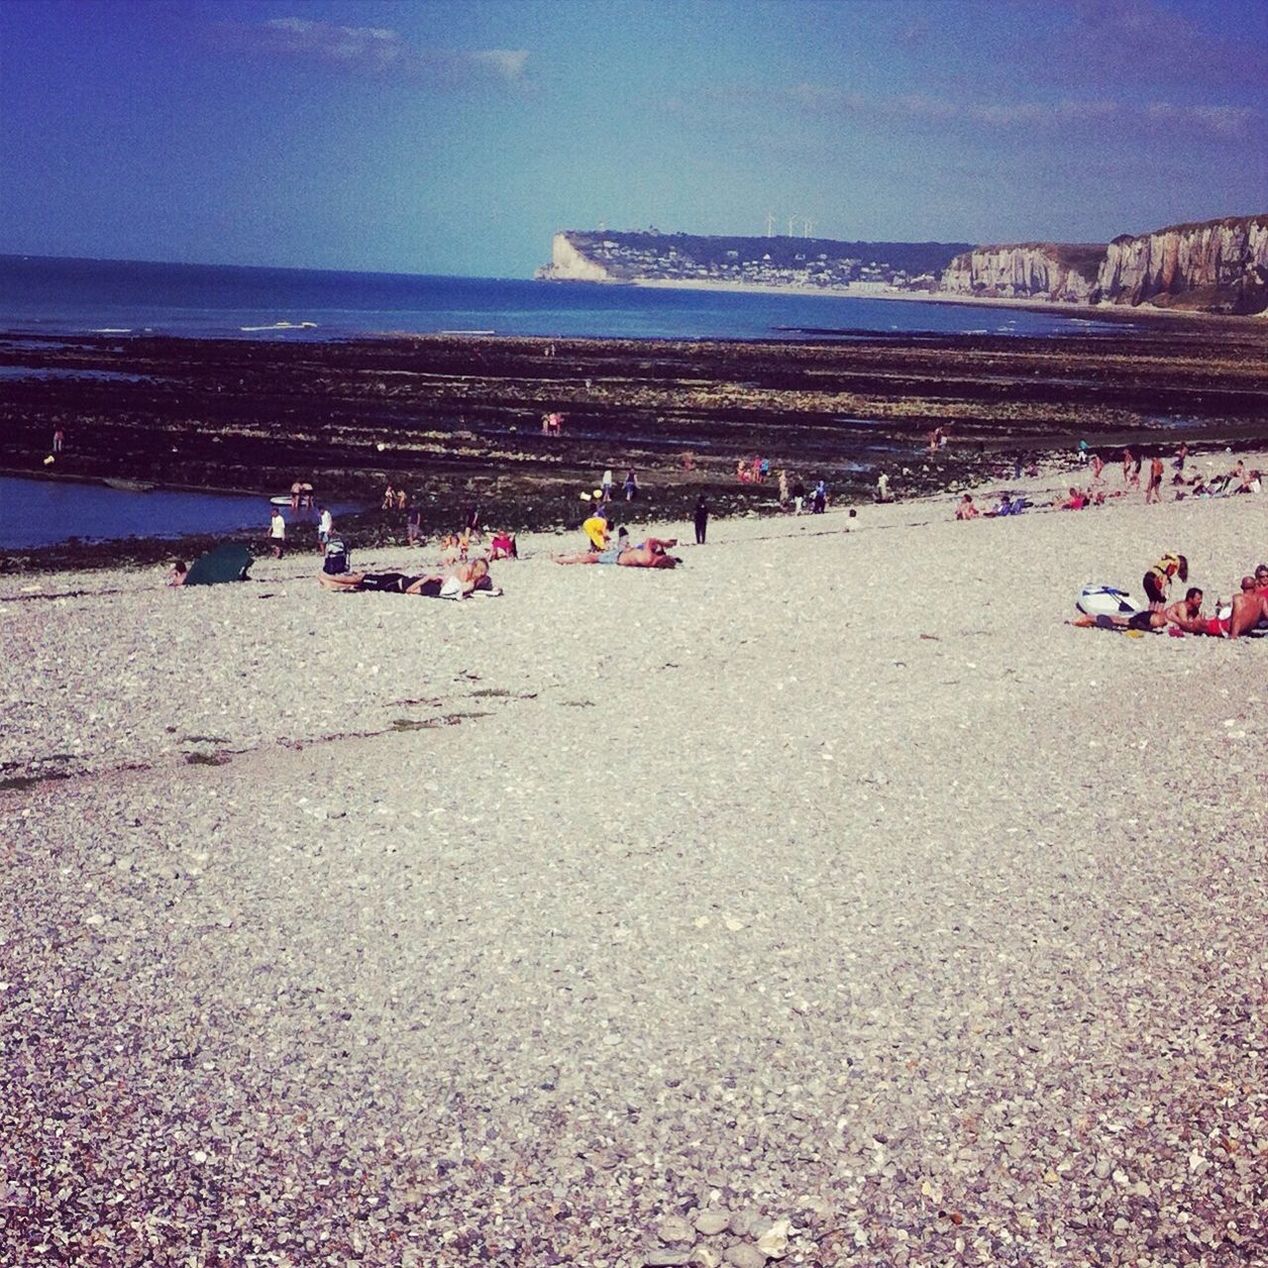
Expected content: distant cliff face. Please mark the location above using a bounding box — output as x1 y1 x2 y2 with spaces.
1098 216 1268 314
941 244 1103 303
537 218 1268 314
939 216 1268 314
542 232 612 282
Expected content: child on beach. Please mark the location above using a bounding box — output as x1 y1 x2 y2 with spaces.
1142 553 1187 610
269 506 286 559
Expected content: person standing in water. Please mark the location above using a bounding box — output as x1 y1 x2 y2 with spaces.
693 495 709 545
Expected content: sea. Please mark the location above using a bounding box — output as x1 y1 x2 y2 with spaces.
0 253 1128 343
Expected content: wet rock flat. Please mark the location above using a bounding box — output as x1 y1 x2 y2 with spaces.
3 471 1266 1265
3 324 1266 575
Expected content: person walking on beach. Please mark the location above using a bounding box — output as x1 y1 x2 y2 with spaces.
1145 453 1164 504
791 478 806 515
1121 448 1134 486
812 480 827 514
601 468 614 503
407 504 422 547
624 469 639 502
52 426 65 454
778 469 789 507
693 495 709 545
317 505 333 546
269 505 286 559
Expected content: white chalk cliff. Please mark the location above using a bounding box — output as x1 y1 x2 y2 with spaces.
1097 216 1268 313
940 215 1268 315
536 233 613 282
940 244 1102 303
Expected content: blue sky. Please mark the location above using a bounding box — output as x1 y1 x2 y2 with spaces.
1 0 1264 276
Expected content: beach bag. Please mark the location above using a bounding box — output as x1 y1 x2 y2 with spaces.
322 539 349 575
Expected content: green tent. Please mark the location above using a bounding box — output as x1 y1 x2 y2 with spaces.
185 544 253 586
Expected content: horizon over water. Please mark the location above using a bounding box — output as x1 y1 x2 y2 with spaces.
0 253 1130 343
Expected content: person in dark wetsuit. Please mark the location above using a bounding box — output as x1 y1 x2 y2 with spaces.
693 495 709 545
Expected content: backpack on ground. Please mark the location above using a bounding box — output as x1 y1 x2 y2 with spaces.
322 538 349 575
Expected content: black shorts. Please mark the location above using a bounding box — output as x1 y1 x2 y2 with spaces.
1128 610 1156 631
1143 572 1166 605
360 572 415 593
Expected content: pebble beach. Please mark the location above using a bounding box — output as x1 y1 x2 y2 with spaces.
3 462 1266 1267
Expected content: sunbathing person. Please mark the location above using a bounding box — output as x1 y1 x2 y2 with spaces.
554 536 680 569
1220 577 1268 639
166 561 189 587
954 494 980 520
1071 588 1204 633
320 558 498 596
488 531 517 560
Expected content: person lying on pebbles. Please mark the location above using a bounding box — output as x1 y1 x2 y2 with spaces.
319 557 500 597
553 536 681 569
1071 581 1268 638
1071 588 1202 633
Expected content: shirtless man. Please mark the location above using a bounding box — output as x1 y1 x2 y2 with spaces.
554 536 680 569
1222 577 1268 639
1072 587 1203 632
1155 581 1266 639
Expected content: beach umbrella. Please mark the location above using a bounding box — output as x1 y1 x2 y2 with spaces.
185 543 253 586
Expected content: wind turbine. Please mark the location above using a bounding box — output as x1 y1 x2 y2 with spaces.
765 212 775 237
787 215 797 237
804 219 815 238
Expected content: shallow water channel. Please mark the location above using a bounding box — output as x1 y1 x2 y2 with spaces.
0 475 319 549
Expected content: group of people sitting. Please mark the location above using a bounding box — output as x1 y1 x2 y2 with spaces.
1175 459 1262 499
954 491 1032 519
1075 554 1268 640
